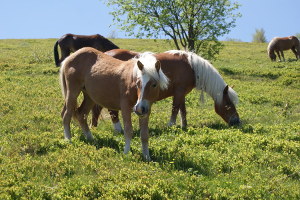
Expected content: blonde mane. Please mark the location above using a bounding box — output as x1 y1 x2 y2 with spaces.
166 50 238 105
133 52 169 90
267 37 278 55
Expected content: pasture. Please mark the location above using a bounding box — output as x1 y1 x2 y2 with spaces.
0 39 299 199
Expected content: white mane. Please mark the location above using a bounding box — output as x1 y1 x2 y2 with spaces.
166 50 238 105
134 52 169 90
267 37 278 54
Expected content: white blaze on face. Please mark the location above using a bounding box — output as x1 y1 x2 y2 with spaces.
138 73 150 102
134 72 151 115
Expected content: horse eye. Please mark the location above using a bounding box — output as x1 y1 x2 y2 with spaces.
152 83 157 88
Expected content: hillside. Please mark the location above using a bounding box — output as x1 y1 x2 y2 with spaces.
0 39 299 199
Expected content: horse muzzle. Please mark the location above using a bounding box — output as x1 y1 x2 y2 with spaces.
229 116 241 126
134 100 150 117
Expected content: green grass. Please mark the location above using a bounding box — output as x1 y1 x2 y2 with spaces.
0 39 299 199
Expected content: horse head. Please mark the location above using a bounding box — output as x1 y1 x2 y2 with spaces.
214 85 240 126
134 54 169 117
269 51 276 61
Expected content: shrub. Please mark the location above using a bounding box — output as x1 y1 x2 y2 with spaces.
252 28 267 43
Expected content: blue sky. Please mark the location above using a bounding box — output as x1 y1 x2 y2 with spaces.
0 0 299 42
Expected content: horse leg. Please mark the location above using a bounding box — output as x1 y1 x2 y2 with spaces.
280 51 285 62
139 114 151 161
61 103 66 118
109 110 123 133
275 50 281 61
291 47 298 60
179 99 187 129
91 104 102 127
168 93 185 128
168 97 179 126
62 90 80 141
76 92 95 141
121 102 133 155
297 46 300 59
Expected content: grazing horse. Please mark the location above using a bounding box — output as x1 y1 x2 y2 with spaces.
267 36 300 61
60 47 168 160
54 33 119 66
92 49 240 131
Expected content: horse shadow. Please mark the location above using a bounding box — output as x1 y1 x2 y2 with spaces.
219 67 239 76
149 150 214 176
80 122 243 176
287 58 299 62
80 133 121 153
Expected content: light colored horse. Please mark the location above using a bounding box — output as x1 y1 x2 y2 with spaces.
267 36 300 61
60 47 169 161
92 49 240 131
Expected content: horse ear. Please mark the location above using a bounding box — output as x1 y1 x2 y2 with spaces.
155 60 161 73
223 85 229 95
137 60 144 71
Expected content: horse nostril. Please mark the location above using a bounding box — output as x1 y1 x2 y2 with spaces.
142 106 146 114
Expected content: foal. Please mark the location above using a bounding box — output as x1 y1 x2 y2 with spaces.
92 49 240 131
60 47 168 160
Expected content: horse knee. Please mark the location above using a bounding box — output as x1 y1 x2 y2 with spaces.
61 104 66 118
140 133 149 144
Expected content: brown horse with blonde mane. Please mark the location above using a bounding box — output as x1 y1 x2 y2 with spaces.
60 47 168 161
54 33 119 66
92 49 240 132
267 36 300 61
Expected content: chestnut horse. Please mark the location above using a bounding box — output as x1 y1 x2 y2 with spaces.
92 49 240 131
267 36 300 61
60 47 169 160
54 33 119 66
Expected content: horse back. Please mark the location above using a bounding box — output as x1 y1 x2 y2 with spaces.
105 49 139 60
63 47 136 110
57 34 106 52
155 53 195 100
104 49 195 100
271 36 299 51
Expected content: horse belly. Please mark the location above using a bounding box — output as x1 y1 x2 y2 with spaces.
277 40 293 51
85 79 121 110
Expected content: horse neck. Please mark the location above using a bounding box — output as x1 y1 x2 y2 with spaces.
268 38 278 52
188 53 226 104
98 35 119 50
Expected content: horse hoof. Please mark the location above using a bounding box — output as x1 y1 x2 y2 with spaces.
143 155 151 162
113 122 123 134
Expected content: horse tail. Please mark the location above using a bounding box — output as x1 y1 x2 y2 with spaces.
59 60 67 100
54 40 60 67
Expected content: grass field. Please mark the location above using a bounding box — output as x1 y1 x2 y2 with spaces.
0 38 299 199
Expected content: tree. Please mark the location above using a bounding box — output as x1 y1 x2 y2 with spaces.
103 0 240 60
252 28 267 43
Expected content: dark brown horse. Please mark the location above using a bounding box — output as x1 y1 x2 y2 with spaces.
267 36 300 61
92 49 240 132
54 33 119 66
60 47 169 160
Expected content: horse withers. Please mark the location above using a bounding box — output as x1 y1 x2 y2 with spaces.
60 47 168 161
267 36 300 61
54 33 119 67
92 49 240 130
